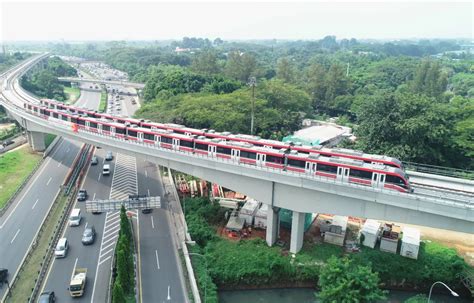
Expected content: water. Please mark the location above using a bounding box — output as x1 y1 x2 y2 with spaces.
219 288 472 303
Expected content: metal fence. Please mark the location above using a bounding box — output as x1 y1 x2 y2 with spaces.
405 161 474 180
86 196 161 213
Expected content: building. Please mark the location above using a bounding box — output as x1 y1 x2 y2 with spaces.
238 199 260 225
360 219 381 249
380 223 401 254
400 227 421 259
283 120 353 147
323 215 349 246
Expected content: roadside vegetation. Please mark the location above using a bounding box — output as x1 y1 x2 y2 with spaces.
0 146 41 209
63 86 81 104
99 89 107 112
112 206 136 303
183 197 469 302
0 124 20 141
20 56 77 102
44 134 56 148
0 52 30 73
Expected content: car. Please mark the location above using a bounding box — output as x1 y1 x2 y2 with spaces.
102 164 111 176
105 151 113 161
141 208 153 214
77 189 88 201
2 140 14 147
91 156 98 166
38 291 55 303
0 268 8 286
81 225 96 245
54 238 69 258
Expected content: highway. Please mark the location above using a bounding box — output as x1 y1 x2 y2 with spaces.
0 139 82 301
41 61 186 302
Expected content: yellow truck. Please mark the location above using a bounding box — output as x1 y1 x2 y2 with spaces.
69 267 87 297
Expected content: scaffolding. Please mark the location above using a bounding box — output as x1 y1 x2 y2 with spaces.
85 195 161 213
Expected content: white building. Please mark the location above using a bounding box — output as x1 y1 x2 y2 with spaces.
238 199 260 225
400 227 421 259
323 215 348 246
361 219 381 249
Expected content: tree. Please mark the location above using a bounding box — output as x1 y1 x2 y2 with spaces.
306 63 327 109
276 57 295 83
225 51 258 82
411 60 447 98
191 50 220 76
324 63 349 103
112 281 126 303
317 256 386 303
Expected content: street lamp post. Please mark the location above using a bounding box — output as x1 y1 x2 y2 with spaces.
247 76 256 135
427 281 459 302
188 252 208 303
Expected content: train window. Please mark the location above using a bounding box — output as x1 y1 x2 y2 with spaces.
266 155 283 163
116 127 125 134
144 133 154 141
216 146 231 155
77 119 85 126
61 115 68 121
385 175 407 188
71 117 78 124
161 136 173 144
317 163 338 174
180 140 193 148
240 150 257 159
128 130 138 137
102 124 110 132
40 109 46 115
287 158 305 168
349 169 372 179
195 143 208 151
90 122 98 129
53 113 59 119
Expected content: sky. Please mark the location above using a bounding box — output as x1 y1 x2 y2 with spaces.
0 0 472 42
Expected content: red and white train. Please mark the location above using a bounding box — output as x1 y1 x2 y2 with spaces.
25 101 412 193
38 98 404 169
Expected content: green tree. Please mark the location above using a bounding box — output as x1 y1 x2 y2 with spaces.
116 247 132 293
119 205 132 243
225 51 258 82
276 57 295 83
306 63 327 109
411 60 447 98
317 256 386 303
191 50 220 76
112 281 126 303
324 63 349 104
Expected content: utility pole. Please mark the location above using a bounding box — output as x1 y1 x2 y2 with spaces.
248 76 256 135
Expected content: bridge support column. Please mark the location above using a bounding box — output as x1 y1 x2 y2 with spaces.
266 207 280 246
27 131 46 151
290 211 305 254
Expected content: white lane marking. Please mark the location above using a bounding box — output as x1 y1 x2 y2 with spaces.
155 250 160 270
57 161 62 167
98 173 101 181
145 170 148 178
99 248 115 259
46 177 52 186
98 255 111 266
151 216 155 229
147 189 150 197
71 258 78 280
31 199 39 210
10 229 20 243
66 148 70 153
84 222 88 229
100 240 116 253
92 211 109 303
167 285 171 300
92 192 96 200
101 233 119 246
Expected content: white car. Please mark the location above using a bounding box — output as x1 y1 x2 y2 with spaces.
54 238 69 258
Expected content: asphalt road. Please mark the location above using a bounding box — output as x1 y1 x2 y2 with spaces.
75 83 101 109
136 160 186 303
41 148 117 302
0 139 82 301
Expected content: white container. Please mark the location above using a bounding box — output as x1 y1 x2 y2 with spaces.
238 199 260 225
400 227 421 259
254 204 268 229
361 219 381 248
324 215 348 247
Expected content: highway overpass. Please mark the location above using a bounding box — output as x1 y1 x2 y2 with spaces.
1 54 473 254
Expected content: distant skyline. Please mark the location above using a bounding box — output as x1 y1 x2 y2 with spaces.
1 1 472 42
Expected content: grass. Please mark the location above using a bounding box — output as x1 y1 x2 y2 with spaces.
0 147 42 209
99 90 107 113
63 86 81 104
6 192 69 302
44 134 56 148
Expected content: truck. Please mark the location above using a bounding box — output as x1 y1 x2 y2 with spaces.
69 267 87 297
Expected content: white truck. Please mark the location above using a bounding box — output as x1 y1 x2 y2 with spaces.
69 267 87 297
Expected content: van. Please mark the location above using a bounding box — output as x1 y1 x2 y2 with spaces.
103 164 110 176
55 238 69 258
69 208 82 226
